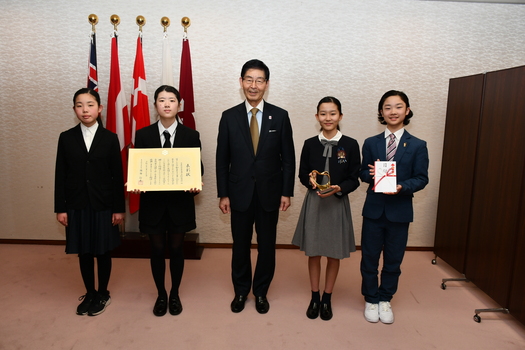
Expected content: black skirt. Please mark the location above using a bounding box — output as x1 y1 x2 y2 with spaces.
65 206 121 255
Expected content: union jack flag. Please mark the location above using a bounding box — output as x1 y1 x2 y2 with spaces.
87 32 98 91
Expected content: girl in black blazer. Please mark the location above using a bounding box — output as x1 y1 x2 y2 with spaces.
292 96 360 321
54 88 125 316
132 85 202 317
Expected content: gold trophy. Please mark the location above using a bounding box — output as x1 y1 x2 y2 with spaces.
310 170 334 194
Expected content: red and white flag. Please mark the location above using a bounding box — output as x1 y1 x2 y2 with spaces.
106 31 130 192
178 37 195 129
129 33 150 214
87 31 98 91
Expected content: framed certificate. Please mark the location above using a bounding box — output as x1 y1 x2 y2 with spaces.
373 161 397 193
127 148 202 191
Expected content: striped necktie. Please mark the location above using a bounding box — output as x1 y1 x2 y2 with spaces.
386 133 396 161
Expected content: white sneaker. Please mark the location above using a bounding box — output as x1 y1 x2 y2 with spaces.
379 301 394 324
364 302 379 323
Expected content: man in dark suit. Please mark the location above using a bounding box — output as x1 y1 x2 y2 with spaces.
216 59 295 314
360 90 429 324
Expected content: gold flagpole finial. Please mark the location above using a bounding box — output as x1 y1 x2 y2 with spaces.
110 14 120 31
88 14 98 32
161 17 170 32
181 17 191 33
136 15 146 32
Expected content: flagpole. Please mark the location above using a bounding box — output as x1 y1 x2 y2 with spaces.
87 14 101 125
181 16 190 38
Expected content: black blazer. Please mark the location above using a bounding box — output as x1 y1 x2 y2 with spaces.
54 124 125 213
216 101 295 212
298 135 360 197
135 121 203 230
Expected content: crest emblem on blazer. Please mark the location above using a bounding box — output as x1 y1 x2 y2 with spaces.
337 148 347 164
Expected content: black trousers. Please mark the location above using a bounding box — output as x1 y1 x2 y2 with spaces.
230 190 279 297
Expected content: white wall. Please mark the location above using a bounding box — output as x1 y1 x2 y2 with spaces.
1 0 524 246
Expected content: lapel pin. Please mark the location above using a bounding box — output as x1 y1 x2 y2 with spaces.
404 142 406 147
269 116 272 120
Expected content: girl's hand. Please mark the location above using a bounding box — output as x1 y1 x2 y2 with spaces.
56 213 68 227
317 185 341 198
308 172 318 189
112 213 125 226
186 182 203 194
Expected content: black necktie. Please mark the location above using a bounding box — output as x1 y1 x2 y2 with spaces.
163 130 171 148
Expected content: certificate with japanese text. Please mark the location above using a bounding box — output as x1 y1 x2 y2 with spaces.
127 148 202 191
373 161 397 193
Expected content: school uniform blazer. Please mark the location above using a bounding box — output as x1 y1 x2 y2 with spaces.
54 124 125 213
135 121 203 229
216 101 295 212
298 135 361 197
360 131 429 223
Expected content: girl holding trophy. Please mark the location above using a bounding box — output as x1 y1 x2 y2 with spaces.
292 96 361 320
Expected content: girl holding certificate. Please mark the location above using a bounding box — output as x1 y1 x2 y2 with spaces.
360 90 429 324
133 85 202 317
292 96 361 320
54 88 125 316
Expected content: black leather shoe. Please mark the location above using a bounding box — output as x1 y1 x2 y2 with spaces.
306 300 320 319
320 302 333 321
255 296 270 314
231 295 247 313
169 295 183 315
153 296 168 317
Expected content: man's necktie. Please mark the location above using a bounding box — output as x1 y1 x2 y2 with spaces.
250 108 259 153
163 130 171 148
386 133 396 161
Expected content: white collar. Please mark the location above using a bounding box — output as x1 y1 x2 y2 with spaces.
318 130 342 142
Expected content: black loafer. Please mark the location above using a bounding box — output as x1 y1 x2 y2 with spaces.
255 296 270 314
231 295 247 313
320 302 333 321
169 295 183 315
306 300 320 319
153 296 168 317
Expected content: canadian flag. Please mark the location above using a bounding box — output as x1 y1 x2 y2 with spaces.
106 31 130 194
128 33 150 214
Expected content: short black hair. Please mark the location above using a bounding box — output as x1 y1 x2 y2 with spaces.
241 59 270 80
154 85 181 104
73 88 100 105
377 90 413 125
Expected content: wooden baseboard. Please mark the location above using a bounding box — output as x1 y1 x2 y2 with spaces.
0 238 434 253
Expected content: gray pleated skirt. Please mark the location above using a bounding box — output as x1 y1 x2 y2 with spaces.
292 189 356 259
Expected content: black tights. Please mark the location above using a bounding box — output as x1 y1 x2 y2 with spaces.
78 251 112 295
149 232 185 298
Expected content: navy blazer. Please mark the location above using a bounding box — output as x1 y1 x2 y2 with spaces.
360 130 429 223
54 124 125 213
298 135 360 197
135 121 203 230
216 101 295 212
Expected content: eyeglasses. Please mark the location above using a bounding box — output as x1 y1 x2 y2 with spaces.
242 77 267 86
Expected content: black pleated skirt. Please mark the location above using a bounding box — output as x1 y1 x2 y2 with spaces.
65 206 121 255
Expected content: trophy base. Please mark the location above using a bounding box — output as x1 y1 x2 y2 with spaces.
318 187 334 194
